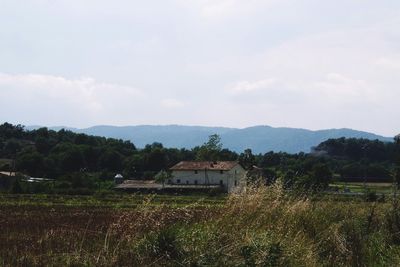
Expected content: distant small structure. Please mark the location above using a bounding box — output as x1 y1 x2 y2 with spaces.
23 177 54 183
114 174 124 184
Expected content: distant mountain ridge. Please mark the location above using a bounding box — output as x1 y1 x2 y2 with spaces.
26 125 392 154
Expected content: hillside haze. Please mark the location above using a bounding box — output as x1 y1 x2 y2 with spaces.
26 125 392 154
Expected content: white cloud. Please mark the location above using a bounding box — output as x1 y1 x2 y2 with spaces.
161 98 185 109
0 73 146 126
182 0 279 19
375 57 400 70
0 1 400 136
0 73 144 111
227 73 375 106
228 79 277 95
215 17 400 135
311 73 375 102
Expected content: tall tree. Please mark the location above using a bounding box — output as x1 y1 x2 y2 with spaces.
394 167 400 190
196 134 223 161
155 170 172 187
395 135 400 188
239 149 256 170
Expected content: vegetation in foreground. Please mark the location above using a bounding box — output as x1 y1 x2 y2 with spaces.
2 185 400 266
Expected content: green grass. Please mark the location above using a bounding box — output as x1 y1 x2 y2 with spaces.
331 181 394 194
0 192 227 209
0 158 12 165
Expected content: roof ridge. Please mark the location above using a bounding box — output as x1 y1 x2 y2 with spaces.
170 161 239 171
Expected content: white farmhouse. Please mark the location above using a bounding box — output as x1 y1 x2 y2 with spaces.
169 161 247 193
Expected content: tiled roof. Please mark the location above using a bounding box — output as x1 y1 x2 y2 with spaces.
170 161 239 171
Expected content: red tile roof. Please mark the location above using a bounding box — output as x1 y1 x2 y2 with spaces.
170 161 239 171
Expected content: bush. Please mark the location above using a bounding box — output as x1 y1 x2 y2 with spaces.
140 227 183 261
10 178 23 194
364 190 378 202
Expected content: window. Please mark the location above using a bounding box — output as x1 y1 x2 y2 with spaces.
186 180 189 184
177 179 181 184
220 170 224 174
234 180 237 186
194 180 198 185
194 170 198 174
220 180 223 186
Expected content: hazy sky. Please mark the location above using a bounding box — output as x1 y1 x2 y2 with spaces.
0 0 399 136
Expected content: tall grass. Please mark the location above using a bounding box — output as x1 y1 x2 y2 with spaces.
2 186 400 266
133 184 400 266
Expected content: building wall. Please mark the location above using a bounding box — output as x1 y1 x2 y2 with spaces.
170 164 247 192
226 164 247 193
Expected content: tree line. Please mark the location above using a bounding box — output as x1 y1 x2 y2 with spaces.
0 122 399 193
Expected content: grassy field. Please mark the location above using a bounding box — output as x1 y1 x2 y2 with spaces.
0 158 11 168
0 193 222 266
2 187 400 266
331 182 394 194
0 193 226 208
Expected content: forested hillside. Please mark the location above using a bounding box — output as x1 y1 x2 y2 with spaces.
1 122 399 194
27 125 392 153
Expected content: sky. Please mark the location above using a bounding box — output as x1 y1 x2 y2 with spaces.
0 0 399 136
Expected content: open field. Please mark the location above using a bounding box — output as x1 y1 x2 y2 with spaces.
2 187 400 266
0 193 222 266
0 193 226 209
331 182 394 194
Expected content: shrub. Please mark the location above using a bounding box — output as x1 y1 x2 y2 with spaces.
139 226 183 263
364 190 378 202
10 178 23 194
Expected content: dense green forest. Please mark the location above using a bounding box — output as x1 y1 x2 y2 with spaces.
0 122 399 194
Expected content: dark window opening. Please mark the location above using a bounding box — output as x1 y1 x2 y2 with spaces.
194 170 198 174
220 170 224 174
234 180 237 186
186 180 189 184
194 180 198 185
220 180 223 185
177 179 181 184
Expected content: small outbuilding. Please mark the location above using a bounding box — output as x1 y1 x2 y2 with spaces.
114 174 124 184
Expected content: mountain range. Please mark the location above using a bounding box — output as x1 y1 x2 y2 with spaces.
26 125 393 154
